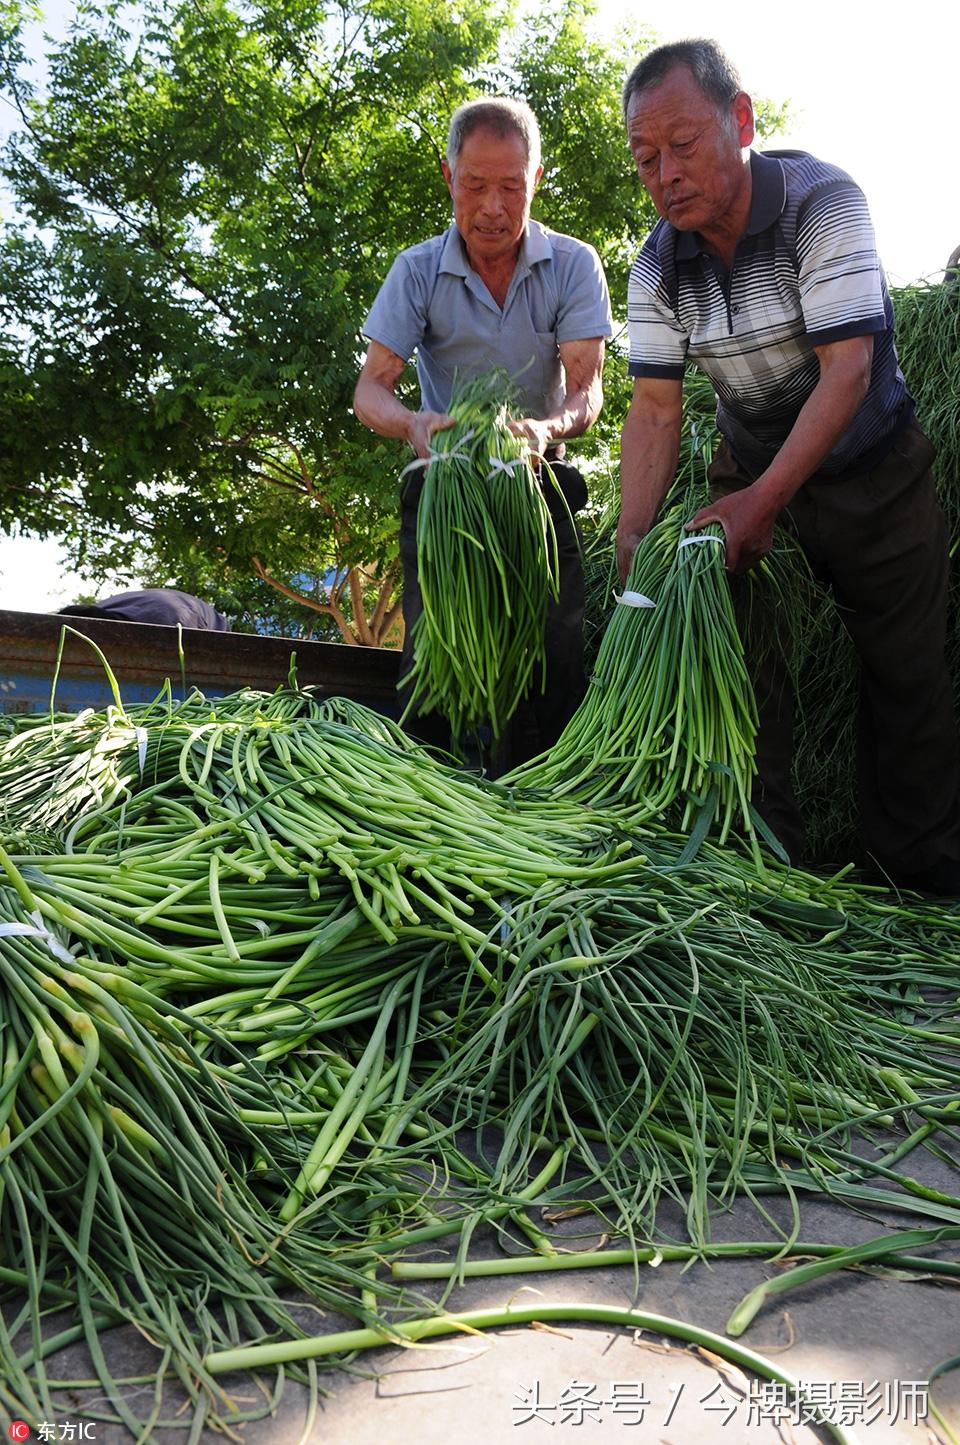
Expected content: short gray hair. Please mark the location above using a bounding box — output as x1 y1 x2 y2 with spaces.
446 97 542 174
622 39 742 119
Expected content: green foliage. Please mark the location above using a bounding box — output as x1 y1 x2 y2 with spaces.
0 0 788 637
502 1 658 320
0 0 512 625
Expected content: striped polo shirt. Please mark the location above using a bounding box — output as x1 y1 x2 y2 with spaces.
627 149 911 477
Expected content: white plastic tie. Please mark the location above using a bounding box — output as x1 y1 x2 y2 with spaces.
486 456 526 477
0 922 39 940
677 534 725 549
400 455 429 477
401 439 475 477
135 727 148 778
0 911 75 964
614 591 657 609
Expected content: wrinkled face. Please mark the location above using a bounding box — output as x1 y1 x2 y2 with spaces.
442 127 541 265
625 65 754 236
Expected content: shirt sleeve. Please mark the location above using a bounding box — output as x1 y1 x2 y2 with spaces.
627 244 688 379
555 242 615 342
361 251 430 362
795 180 887 345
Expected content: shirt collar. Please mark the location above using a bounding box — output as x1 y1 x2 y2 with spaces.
522 219 553 266
439 218 552 275
674 150 787 260
439 224 469 276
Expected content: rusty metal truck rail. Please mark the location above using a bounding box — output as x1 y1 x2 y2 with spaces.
0 608 400 715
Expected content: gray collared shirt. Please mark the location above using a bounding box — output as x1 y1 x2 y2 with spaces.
362 219 613 418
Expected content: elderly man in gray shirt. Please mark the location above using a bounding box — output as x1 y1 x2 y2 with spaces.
354 96 613 766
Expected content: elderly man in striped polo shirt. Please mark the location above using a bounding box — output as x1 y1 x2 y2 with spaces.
618 38 960 894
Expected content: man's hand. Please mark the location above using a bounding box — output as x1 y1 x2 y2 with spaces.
616 522 650 585
508 416 553 459
685 484 779 573
407 410 456 460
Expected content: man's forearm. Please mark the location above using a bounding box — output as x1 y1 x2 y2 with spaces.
686 336 874 573
749 363 871 513
539 377 603 443
619 401 681 537
354 358 454 460
353 372 417 444
616 399 681 582
515 339 607 453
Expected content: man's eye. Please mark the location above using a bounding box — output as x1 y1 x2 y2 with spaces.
637 154 656 173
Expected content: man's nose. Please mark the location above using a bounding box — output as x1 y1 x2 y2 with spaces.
659 148 684 187
479 187 507 215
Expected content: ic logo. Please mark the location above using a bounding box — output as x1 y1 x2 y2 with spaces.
8 1425 30 1443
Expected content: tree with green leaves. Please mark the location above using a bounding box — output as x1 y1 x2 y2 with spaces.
0 0 667 638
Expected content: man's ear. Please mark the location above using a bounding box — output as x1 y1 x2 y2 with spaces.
531 163 544 195
441 158 454 196
732 92 755 148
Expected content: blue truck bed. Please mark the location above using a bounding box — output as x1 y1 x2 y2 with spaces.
0 608 400 716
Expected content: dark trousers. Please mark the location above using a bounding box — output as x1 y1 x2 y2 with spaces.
398 460 588 772
709 419 960 879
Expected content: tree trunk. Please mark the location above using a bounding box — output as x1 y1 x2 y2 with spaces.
251 555 402 648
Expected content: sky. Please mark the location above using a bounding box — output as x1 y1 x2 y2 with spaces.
596 0 956 290
0 0 956 611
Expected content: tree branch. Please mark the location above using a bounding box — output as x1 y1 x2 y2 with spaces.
348 564 375 647
251 553 358 644
379 595 405 647
368 559 401 636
